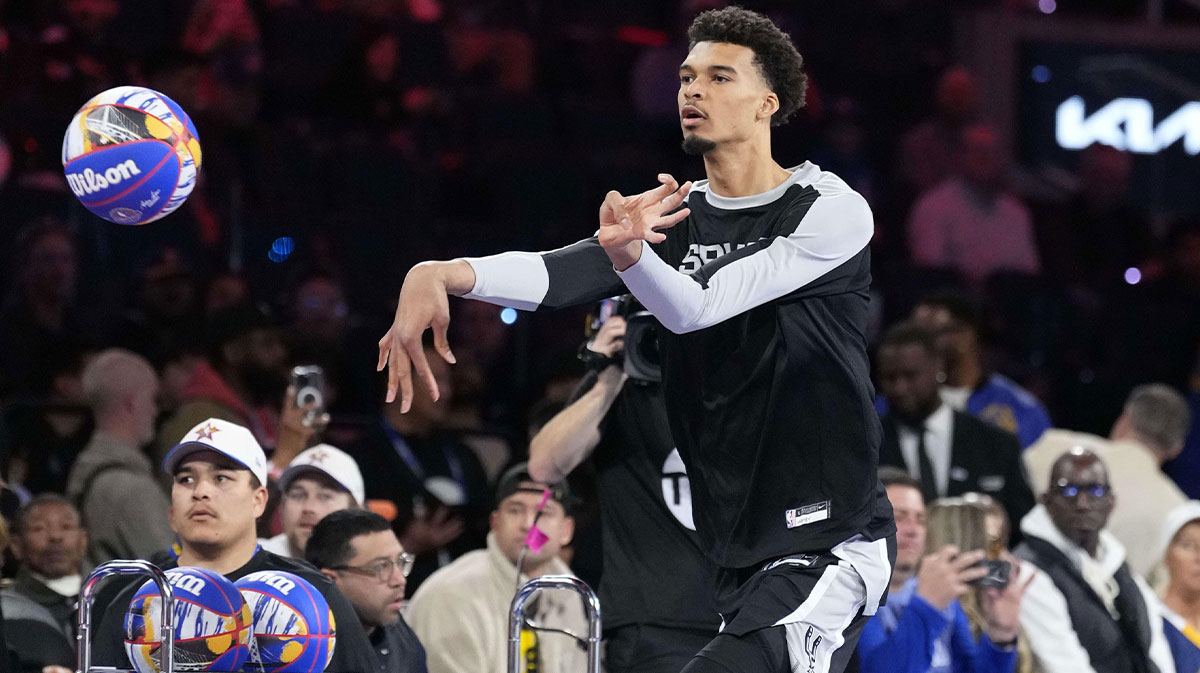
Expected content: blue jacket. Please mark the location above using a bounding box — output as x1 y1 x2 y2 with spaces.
859 578 1016 673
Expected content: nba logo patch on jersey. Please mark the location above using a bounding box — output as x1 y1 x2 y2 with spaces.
785 501 830 529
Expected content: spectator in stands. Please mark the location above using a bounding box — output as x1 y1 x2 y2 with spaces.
406 463 586 673
0 509 75 673
154 303 289 461
912 292 1051 448
1156 501 1200 673
260 444 364 559
0 222 101 398
1015 448 1174 673
876 321 1035 534
66 348 174 565
88 417 379 673
1035 144 1149 295
1166 347 1200 499
896 66 979 194
907 123 1040 285
1025 384 1191 577
859 467 1026 673
9 494 87 640
308 509 428 673
348 342 490 595
927 495 1041 673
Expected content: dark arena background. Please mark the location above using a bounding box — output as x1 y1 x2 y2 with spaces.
0 0 1198 670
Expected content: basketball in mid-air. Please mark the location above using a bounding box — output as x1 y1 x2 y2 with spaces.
124 566 252 673
236 570 336 672
62 85 201 225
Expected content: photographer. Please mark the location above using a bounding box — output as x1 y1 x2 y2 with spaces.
858 468 1030 673
529 296 717 673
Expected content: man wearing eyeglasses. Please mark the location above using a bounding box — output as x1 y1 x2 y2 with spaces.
308 509 428 673
261 444 365 559
1014 448 1175 673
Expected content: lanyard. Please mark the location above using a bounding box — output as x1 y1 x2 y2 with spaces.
380 421 466 490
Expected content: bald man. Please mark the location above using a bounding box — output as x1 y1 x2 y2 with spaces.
66 348 175 564
1013 448 1173 673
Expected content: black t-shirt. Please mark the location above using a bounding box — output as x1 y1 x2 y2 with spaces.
370 615 428 673
89 550 378 673
589 376 718 632
471 163 896 567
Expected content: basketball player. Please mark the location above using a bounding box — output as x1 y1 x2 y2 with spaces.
379 8 895 672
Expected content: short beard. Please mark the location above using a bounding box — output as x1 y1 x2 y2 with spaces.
681 135 717 156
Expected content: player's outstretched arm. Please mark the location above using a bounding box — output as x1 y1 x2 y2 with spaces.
377 260 475 410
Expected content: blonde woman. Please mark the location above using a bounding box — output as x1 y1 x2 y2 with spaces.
926 494 1040 673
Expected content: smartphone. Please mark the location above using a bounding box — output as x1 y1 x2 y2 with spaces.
971 536 1011 590
290 365 325 427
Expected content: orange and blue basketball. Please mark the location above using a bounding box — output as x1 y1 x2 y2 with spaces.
62 86 201 225
124 566 252 673
236 571 336 672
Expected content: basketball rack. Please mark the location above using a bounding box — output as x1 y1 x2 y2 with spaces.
507 575 602 673
77 559 176 673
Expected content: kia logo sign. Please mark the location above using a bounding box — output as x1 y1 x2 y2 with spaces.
1056 96 1200 155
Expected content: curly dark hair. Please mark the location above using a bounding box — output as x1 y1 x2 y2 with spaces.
687 6 807 127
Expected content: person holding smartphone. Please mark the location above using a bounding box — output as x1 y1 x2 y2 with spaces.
858 468 1032 673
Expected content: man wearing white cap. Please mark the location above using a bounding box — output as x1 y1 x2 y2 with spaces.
261 444 365 558
87 418 379 673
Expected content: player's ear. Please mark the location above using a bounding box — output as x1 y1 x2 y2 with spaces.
759 92 780 122
320 568 339 583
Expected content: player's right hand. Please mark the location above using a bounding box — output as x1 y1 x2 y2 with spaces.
378 262 459 411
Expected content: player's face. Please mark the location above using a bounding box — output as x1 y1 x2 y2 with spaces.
170 452 266 550
333 530 408 628
886 485 927 575
281 474 356 554
877 343 942 421
678 41 777 154
491 487 574 569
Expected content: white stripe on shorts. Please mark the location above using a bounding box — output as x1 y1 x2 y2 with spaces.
773 536 893 673
776 563 863 673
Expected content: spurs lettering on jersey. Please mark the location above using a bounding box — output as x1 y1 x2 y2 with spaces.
679 242 750 273
662 448 697 530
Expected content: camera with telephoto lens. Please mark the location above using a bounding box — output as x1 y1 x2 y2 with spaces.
583 295 662 383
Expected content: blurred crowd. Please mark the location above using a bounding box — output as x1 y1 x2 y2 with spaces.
0 0 1199 672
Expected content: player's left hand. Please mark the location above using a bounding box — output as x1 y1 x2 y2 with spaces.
599 174 692 270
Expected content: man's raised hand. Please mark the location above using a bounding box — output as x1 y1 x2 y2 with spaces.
599 173 692 270
377 261 475 411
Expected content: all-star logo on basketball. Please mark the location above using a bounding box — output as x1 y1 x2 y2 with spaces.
61 86 202 226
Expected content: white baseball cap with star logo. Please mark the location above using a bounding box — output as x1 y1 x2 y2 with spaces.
279 444 365 506
163 418 269 486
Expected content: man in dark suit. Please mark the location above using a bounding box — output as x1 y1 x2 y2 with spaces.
875 321 1035 536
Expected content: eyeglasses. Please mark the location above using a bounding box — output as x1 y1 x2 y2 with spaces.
332 553 415 582
1052 481 1111 499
